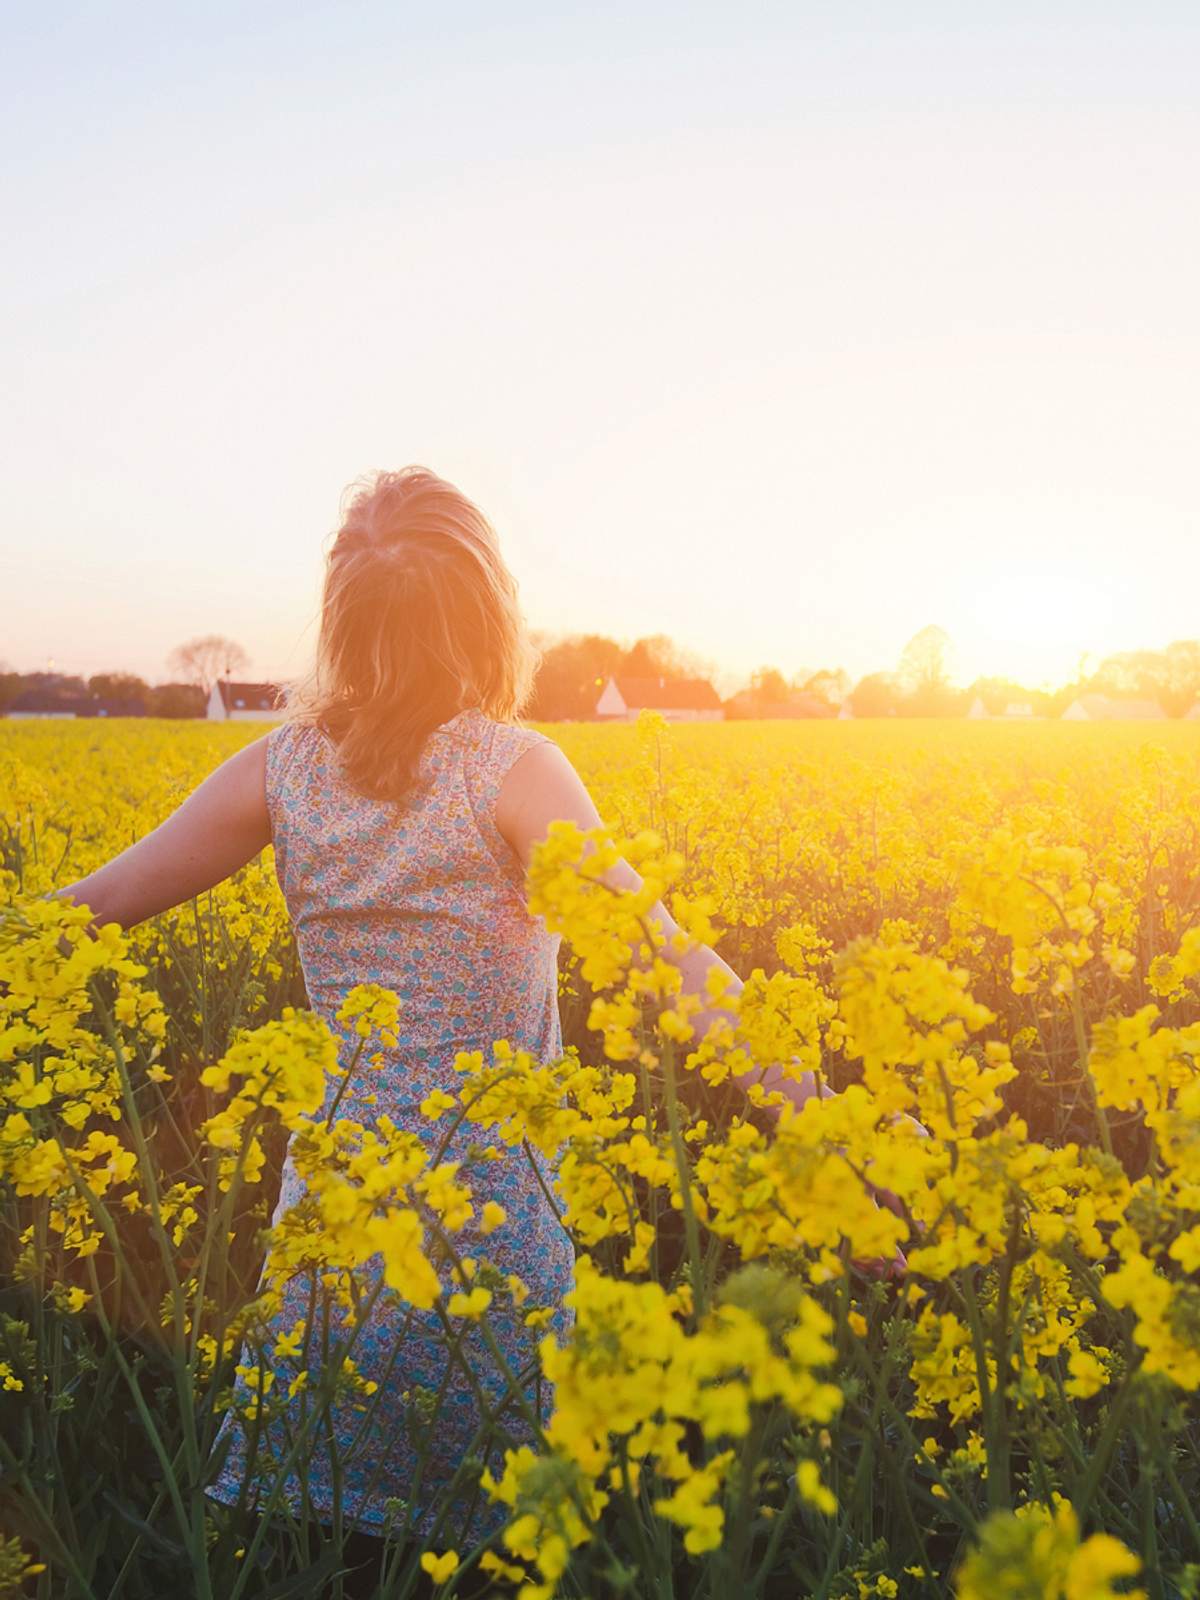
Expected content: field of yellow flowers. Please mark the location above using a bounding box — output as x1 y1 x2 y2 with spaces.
3 714 1200 1600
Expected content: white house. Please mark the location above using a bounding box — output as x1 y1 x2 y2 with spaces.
1062 694 1166 722
1003 702 1037 719
967 696 989 720
595 675 724 722
208 680 288 721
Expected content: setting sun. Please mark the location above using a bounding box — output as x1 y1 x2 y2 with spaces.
945 570 1126 688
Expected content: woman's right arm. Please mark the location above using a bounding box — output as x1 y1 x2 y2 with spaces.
499 739 916 1276
495 740 828 1113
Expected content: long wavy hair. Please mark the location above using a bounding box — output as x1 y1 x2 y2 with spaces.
288 467 537 801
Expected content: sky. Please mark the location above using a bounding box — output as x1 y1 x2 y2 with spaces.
3 2 1199 694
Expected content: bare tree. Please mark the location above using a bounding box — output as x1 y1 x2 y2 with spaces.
800 668 851 708
897 625 953 695
897 625 960 716
167 635 250 696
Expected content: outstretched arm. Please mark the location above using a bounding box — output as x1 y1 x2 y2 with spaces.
54 736 272 931
496 740 829 1113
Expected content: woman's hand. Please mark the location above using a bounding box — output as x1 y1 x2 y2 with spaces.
758 1074 927 1281
756 1064 836 1116
855 1110 930 1279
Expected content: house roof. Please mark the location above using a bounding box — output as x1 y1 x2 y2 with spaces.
610 676 722 712
215 680 286 712
1069 694 1165 720
1070 694 1112 717
725 690 835 719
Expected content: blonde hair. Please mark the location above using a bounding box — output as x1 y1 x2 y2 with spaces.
288 467 536 801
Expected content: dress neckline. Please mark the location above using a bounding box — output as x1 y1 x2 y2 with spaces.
308 706 482 748
434 707 483 735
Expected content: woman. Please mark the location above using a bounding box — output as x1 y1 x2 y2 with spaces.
58 468 832 1589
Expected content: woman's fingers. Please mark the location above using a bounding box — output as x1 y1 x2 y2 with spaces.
851 1245 907 1281
868 1183 906 1219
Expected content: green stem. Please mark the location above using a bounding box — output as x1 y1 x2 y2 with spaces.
661 1043 706 1321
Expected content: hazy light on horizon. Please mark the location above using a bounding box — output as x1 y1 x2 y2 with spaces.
3 4 1198 695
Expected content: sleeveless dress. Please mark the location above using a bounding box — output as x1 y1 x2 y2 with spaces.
205 708 575 1541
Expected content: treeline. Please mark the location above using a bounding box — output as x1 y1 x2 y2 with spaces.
526 633 712 720
7 634 1200 723
0 671 205 718
859 632 1200 719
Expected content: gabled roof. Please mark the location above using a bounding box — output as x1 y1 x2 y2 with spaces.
1108 697 1167 719
1067 694 1165 720
725 690 835 719
1071 694 1112 718
610 676 722 712
215 680 286 712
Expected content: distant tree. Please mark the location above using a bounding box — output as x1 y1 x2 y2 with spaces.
620 635 688 680
749 667 791 705
800 668 850 711
15 672 88 706
1083 643 1200 716
1090 649 1166 703
966 677 1051 717
167 635 249 696
21 671 87 694
898 625 952 694
87 672 151 712
528 634 625 720
1160 640 1200 717
897 625 959 715
0 671 20 712
149 682 206 719
849 672 901 718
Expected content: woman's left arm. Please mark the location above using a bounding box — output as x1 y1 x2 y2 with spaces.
53 736 271 931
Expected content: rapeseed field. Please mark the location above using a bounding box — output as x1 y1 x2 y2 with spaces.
2 715 1198 1599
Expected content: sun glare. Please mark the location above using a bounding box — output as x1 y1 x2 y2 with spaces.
952 572 1124 689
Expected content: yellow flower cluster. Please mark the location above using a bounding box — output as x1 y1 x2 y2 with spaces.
4 714 1200 1596
956 1499 1145 1599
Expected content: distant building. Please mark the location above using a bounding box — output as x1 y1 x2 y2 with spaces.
1062 694 1166 722
837 700 854 720
208 680 288 721
724 689 835 720
968 695 1040 720
6 690 149 719
595 675 724 722
7 690 92 719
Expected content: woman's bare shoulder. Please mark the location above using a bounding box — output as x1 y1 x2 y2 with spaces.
493 739 603 868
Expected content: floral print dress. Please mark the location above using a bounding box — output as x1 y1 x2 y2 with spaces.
206 708 575 1540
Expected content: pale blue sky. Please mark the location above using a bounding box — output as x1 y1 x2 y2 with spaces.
3 3 1198 691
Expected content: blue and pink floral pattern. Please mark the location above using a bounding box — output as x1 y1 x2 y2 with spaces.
206 709 574 1541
